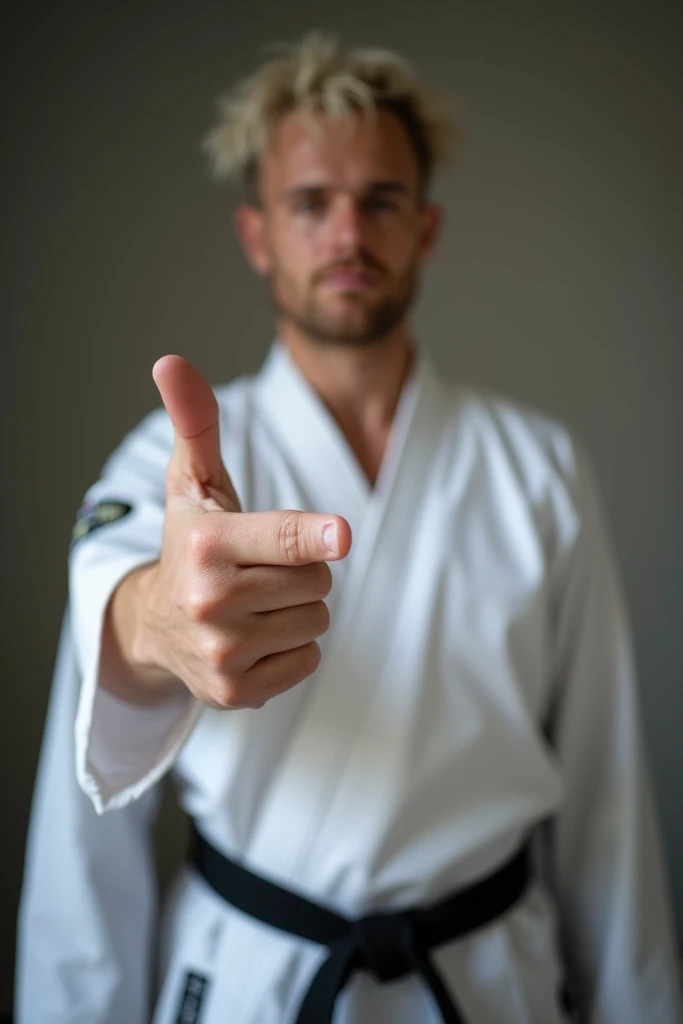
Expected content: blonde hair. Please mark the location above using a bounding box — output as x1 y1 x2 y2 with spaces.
203 31 458 196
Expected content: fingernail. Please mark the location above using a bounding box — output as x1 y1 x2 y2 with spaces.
322 522 339 557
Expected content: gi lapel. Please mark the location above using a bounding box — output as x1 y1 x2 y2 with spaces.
245 342 446 883
253 342 370 542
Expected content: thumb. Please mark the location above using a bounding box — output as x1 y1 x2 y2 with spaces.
153 354 239 509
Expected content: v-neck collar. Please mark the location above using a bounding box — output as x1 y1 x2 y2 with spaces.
242 339 449 888
252 339 431 539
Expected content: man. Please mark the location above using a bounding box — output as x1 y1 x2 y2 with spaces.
17 31 682 1024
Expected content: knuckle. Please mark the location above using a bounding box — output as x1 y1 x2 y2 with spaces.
274 511 305 564
211 678 242 711
184 524 209 561
182 582 237 624
201 633 239 673
185 523 220 569
182 587 213 622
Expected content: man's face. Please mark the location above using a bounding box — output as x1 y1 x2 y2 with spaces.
237 109 441 347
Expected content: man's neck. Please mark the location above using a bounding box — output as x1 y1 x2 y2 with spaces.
280 323 415 487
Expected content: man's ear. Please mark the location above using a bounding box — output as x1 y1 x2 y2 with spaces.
233 204 271 275
418 203 443 263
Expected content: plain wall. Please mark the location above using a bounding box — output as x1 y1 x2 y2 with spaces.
2 1 681 1014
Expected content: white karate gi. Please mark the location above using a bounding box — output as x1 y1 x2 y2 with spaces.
17 343 682 1024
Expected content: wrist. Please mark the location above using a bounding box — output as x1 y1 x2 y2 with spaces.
110 563 186 704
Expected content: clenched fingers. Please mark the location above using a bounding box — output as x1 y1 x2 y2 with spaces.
242 642 323 706
201 600 330 677
229 562 333 613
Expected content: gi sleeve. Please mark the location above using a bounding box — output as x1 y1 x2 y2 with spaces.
16 612 162 1024
70 408 202 812
545 443 682 1023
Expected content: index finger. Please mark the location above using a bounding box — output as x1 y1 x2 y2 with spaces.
221 509 352 566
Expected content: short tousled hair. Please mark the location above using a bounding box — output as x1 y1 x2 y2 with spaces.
202 31 459 197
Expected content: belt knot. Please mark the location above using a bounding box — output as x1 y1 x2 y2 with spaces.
351 909 417 983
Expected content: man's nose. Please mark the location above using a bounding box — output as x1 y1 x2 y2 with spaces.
327 196 365 253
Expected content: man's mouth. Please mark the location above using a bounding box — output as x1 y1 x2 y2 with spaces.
319 267 382 290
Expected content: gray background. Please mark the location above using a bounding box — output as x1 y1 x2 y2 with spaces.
2 0 681 1015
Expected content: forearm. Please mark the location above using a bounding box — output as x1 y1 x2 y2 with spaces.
101 563 185 706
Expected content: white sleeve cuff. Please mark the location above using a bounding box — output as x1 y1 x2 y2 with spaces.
70 540 202 813
77 685 201 813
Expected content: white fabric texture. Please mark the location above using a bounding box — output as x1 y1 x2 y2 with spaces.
17 343 682 1024
16 613 161 1024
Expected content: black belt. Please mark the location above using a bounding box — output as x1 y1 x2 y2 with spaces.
191 826 531 1024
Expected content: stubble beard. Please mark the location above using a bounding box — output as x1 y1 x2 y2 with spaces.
269 261 420 348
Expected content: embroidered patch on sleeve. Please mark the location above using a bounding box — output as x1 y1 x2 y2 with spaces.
175 972 210 1024
71 499 133 546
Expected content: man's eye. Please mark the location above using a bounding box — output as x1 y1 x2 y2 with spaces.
364 197 397 213
295 197 325 214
